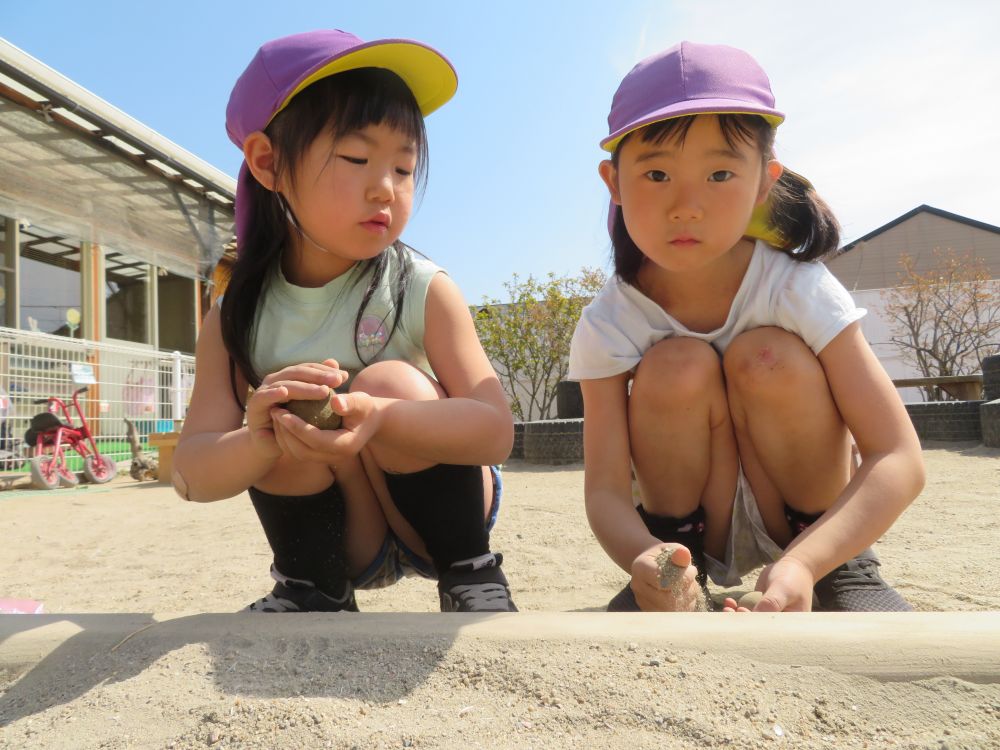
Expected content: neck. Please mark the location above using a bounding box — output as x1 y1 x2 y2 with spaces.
281 234 360 288
638 238 756 310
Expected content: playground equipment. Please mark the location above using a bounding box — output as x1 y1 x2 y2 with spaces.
24 386 116 490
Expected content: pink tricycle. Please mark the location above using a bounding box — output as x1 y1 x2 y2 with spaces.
24 386 117 489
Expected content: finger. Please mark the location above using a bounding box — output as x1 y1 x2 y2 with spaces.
753 590 788 612
274 415 329 462
666 544 692 569
249 383 291 409
261 364 342 387
329 392 356 416
271 381 335 402
271 414 292 456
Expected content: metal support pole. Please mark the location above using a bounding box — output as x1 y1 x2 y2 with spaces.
171 350 183 422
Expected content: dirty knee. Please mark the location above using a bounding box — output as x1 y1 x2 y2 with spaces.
724 327 821 397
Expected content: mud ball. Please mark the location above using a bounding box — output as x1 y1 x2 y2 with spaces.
284 393 342 430
737 591 764 610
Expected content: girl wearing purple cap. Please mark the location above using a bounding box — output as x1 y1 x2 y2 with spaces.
569 42 923 613
173 31 517 613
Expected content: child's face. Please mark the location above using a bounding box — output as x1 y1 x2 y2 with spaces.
281 122 417 260
601 114 778 274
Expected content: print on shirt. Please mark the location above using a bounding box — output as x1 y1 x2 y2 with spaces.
357 315 389 361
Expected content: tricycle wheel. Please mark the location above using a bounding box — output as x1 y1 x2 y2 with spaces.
29 455 60 490
84 454 116 484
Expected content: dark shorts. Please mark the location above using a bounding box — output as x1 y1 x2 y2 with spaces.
352 465 503 590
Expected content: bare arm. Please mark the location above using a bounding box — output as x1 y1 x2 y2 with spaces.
365 272 513 465
172 305 341 501
781 322 926 579
581 373 658 570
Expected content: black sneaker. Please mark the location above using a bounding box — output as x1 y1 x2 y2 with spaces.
813 549 913 612
245 565 359 613
607 583 641 612
606 575 715 612
438 553 518 612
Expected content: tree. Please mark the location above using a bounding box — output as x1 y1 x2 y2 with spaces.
475 268 606 421
881 249 1000 400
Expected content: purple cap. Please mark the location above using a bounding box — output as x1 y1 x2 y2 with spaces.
602 41 784 152
226 30 457 254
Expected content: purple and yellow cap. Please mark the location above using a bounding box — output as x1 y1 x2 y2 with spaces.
226 30 457 254
603 42 788 246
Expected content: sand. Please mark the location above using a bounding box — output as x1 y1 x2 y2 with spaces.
1 442 999 749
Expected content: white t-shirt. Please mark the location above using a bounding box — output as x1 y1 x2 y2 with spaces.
568 240 865 381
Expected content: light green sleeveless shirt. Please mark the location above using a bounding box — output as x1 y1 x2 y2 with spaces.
249 247 443 382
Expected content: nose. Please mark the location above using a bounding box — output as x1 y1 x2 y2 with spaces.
668 185 703 222
367 169 394 204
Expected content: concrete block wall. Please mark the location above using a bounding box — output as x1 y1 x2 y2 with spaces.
507 356 1000 463
904 401 984 442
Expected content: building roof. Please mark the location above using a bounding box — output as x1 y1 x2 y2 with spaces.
0 38 234 277
838 205 1000 254
826 205 1000 291
0 38 235 203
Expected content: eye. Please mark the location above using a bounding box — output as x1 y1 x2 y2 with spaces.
395 167 413 177
339 155 367 165
708 170 734 182
644 170 669 183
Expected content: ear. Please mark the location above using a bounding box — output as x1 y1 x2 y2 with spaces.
243 132 278 192
598 159 622 205
757 160 783 205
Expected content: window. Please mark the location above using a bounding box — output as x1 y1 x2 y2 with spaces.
105 251 150 344
157 271 196 353
18 225 84 337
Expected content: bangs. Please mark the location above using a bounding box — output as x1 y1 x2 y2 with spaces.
616 113 771 160
268 67 429 187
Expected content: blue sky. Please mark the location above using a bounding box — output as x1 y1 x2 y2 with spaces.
4 1 999 302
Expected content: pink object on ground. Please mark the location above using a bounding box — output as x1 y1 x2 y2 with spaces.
0 599 44 614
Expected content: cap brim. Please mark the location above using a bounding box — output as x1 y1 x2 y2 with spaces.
273 39 458 123
601 99 784 152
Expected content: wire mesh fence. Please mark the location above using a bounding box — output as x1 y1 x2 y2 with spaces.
0 326 194 472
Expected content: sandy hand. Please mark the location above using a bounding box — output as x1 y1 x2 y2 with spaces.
650 543 708 612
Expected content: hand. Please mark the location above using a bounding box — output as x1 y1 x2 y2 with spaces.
246 359 347 460
722 555 815 612
629 542 704 611
271 389 383 465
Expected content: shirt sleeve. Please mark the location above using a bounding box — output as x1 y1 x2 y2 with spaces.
568 292 646 380
773 260 867 355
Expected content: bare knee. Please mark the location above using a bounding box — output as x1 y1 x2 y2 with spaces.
632 337 723 407
723 327 823 399
349 360 445 401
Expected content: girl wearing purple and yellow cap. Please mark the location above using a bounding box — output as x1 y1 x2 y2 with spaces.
174 31 517 613
569 42 923 613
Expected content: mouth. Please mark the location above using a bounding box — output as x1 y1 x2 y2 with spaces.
361 213 390 234
669 236 700 248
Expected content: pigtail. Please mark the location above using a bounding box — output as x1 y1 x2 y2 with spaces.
220 176 288 394
768 170 841 262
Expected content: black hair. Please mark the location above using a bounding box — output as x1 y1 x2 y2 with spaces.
608 114 840 286
220 67 428 396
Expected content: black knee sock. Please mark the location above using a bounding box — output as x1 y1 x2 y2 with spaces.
383 463 490 575
248 483 350 596
636 504 707 586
